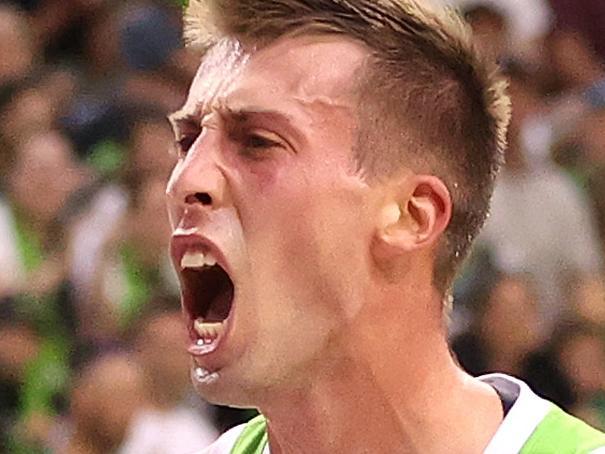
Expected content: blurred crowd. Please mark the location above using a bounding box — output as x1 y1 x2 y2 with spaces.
0 0 251 452
444 0 605 434
0 0 603 452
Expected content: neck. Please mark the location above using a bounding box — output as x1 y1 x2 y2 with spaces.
261 290 503 454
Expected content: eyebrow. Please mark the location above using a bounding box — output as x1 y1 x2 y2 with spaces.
168 105 305 147
167 107 201 134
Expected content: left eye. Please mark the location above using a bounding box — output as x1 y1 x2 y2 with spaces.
243 134 280 149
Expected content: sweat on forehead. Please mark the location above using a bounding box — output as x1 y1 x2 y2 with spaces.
182 35 368 119
184 39 249 116
180 0 511 295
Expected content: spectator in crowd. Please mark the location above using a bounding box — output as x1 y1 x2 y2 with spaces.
0 315 40 452
552 322 605 431
3 131 91 300
453 274 542 377
0 130 92 453
67 107 176 341
1 78 55 148
548 31 604 95
0 5 36 86
438 0 553 63
576 109 605 256
549 0 605 64
90 176 177 336
128 108 177 182
118 1 194 112
463 5 510 63
569 275 605 327
0 1 217 450
477 64 603 334
453 274 578 410
544 28 605 141
119 310 218 453
61 353 148 454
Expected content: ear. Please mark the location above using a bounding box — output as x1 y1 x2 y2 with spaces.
375 175 452 255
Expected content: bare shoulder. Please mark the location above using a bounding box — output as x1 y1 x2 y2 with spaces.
193 423 247 454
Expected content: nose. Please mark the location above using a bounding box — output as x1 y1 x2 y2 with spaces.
166 136 229 211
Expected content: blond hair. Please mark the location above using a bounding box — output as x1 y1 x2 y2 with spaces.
183 0 511 294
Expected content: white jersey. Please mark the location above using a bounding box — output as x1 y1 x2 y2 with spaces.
194 374 605 454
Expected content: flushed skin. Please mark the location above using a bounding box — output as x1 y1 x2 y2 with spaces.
166 34 504 453
168 36 394 401
163 0 605 452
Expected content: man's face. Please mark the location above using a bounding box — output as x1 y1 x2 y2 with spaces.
10 132 82 224
167 36 377 405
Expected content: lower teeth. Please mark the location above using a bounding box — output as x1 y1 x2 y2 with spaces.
194 320 224 343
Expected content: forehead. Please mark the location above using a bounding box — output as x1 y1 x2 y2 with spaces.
181 35 369 118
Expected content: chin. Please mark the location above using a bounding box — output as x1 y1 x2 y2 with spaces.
189 363 268 408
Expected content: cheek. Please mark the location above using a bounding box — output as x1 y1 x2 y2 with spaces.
222 146 283 197
245 174 368 309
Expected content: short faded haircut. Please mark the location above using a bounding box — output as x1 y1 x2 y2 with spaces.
183 0 511 295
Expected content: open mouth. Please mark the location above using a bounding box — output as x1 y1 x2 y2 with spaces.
180 250 235 346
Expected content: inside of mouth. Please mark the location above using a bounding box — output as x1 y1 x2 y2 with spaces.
184 265 234 323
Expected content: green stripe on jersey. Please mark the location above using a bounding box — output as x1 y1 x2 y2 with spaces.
520 404 605 454
231 415 268 454
230 404 605 453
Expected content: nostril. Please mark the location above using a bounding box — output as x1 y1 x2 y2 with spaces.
196 193 212 205
185 192 212 206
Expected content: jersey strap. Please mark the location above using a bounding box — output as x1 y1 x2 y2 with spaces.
230 415 268 454
520 404 605 454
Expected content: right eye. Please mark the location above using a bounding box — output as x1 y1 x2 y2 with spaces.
176 132 199 155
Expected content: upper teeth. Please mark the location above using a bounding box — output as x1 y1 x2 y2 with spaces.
181 251 218 269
